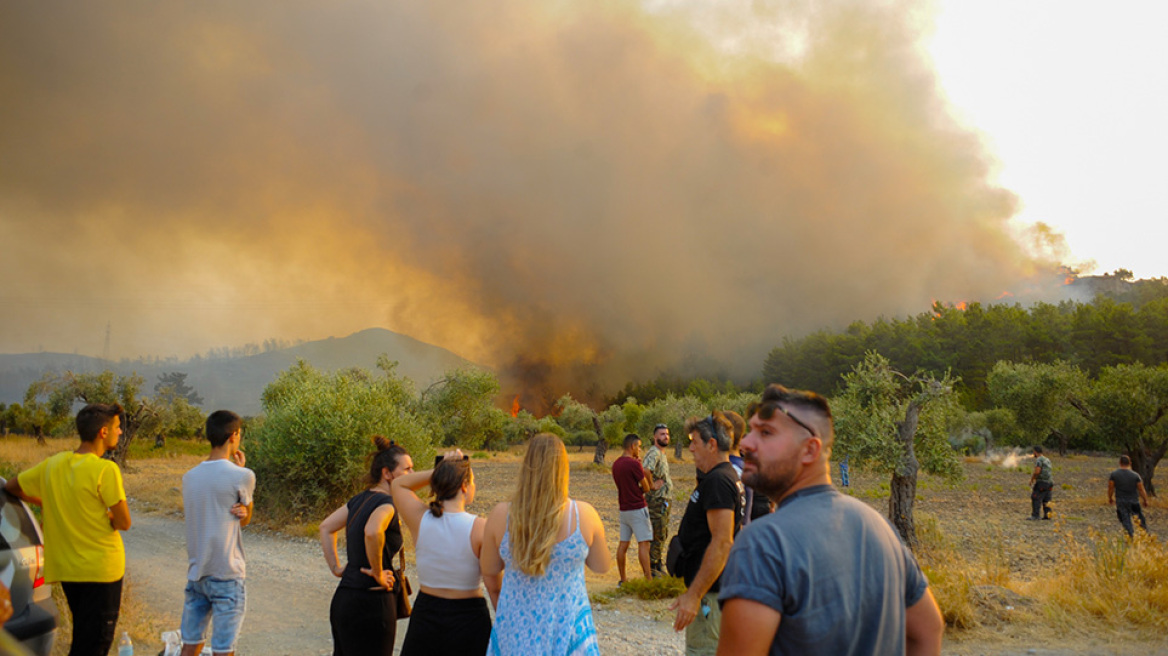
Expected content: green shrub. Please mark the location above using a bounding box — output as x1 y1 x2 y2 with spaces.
618 576 686 600
249 357 435 519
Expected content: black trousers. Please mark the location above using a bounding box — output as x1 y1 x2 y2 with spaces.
330 586 397 656
61 578 123 656
1116 501 1148 537
400 592 491 656
1031 482 1053 518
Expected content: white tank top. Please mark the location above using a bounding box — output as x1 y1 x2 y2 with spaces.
415 511 481 590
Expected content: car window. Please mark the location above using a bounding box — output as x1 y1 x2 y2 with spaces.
0 490 38 550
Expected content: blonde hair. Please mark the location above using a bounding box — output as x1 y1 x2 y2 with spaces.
510 433 569 576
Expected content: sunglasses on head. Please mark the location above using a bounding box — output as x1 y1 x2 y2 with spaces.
774 404 817 438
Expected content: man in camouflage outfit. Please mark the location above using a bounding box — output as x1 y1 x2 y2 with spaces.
643 423 674 576
1028 445 1054 520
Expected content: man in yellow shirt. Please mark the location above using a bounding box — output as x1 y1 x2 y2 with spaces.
6 403 132 656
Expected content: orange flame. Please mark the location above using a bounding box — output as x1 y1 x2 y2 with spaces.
955 301 967 311
996 291 1014 300
510 395 520 418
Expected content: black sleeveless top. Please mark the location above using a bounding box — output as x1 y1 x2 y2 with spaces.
339 489 403 592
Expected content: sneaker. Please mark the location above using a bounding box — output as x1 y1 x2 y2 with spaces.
617 580 625 588
1025 516 1040 521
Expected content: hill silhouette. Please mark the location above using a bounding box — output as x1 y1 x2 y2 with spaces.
0 328 481 416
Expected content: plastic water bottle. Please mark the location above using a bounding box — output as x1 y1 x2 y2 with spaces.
117 631 133 656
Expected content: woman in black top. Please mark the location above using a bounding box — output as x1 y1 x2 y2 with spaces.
319 436 414 656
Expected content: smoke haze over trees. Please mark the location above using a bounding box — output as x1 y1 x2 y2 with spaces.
1 1 1072 404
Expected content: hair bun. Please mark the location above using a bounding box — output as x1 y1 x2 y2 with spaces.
371 434 392 451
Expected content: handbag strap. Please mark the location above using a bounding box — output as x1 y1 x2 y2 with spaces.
397 547 407 571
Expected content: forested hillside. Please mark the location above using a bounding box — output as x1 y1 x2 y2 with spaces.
763 276 1168 408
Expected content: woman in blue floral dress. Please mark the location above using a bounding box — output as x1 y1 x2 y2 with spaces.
482 434 612 655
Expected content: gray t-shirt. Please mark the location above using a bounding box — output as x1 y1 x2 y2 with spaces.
719 485 928 656
183 459 256 581
1110 468 1143 504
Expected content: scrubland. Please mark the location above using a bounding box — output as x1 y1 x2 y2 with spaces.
3 436 1167 654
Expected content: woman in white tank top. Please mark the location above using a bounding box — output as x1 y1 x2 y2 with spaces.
391 449 499 656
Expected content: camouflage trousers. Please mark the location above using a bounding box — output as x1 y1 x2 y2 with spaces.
648 497 671 572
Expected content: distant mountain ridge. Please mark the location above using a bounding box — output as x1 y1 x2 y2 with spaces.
0 328 482 416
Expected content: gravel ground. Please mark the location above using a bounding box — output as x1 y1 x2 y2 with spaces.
122 511 684 655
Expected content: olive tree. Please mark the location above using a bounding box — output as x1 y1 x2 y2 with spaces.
987 361 1090 455
418 368 508 450
833 352 962 547
1087 364 1168 495
248 357 434 516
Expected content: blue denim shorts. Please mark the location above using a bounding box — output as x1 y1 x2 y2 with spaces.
181 577 246 652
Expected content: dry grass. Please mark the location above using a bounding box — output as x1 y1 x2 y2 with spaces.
1032 528 1168 634
10 434 1168 653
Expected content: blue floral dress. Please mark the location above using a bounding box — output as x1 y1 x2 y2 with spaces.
488 501 600 656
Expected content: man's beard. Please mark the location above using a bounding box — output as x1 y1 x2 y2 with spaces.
742 453 800 500
655 437 668 448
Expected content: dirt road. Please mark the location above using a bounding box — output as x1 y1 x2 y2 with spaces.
122 511 685 655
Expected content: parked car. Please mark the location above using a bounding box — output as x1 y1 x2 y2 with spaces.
0 478 57 655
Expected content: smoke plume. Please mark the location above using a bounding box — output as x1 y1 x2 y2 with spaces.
0 1 1059 403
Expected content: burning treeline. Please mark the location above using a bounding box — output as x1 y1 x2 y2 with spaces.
1 1 1062 403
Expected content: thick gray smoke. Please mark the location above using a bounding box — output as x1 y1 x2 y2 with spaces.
0 1 1058 401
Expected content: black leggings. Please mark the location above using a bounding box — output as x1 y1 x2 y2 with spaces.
400 592 491 656
61 578 123 656
330 586 396 656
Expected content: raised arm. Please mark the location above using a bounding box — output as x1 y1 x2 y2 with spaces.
391 469 434 540
319 504 349 577
361 504 396 591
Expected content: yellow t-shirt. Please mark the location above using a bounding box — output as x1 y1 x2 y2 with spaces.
18 451 126 583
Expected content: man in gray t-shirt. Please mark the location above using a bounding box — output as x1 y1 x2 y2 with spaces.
717 384 943 656
180 410 256 656
1108 455 1149 537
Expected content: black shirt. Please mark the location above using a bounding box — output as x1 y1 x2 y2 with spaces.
675 461 745 591
339 490 402 592
1110 468 1143 504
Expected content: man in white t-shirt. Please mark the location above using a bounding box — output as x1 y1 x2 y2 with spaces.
180 410 256 656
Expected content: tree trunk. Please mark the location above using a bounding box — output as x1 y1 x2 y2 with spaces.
674 433 685 461
33 425 45 446
889 396 926 548
1050 430 1068 457
1129 440 1168 497
592 415 607 465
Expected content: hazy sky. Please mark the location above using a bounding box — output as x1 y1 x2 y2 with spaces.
2 0 1143 394
928 0 1168 280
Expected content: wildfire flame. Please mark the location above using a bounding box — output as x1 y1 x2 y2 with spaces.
510 395 520 418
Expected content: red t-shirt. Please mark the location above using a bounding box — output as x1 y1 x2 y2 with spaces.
612 455 648 511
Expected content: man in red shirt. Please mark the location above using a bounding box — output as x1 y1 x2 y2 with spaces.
612 433 653 584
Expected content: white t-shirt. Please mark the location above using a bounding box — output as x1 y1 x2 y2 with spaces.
182 459 256 580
